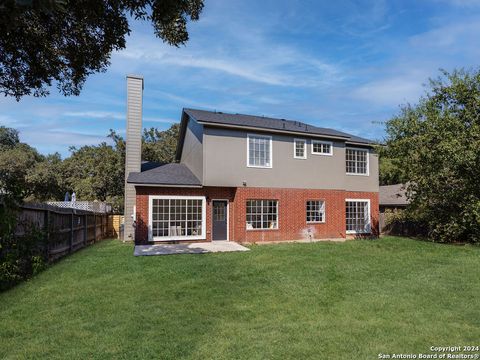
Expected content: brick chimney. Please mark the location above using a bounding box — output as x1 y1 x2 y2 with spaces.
124 74 143 241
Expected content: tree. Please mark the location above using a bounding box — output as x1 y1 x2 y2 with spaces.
108 123 179 164
142 124 180 163
0 131 65 203
63 143 124 207
378 155 405 186
0 0 204 100
0 143 43 202
0 123 179 212
383 69 480 243
26 153 66 202
0 126 19 149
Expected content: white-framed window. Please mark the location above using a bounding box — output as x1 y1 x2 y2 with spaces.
312 140 333 156
306 200 325 223
247 134 272 168
346 148 369 175
148 196 206 241
246 200 278 230
294 138 307 159
345 199 371 234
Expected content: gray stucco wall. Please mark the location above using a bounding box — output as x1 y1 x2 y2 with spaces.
203 127 379 192
180 117 204 182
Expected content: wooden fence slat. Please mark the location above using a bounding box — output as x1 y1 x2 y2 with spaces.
44 209 50 259
84 214 87 247
15 204 114 263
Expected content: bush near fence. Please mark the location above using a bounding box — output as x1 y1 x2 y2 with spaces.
382 208 428 238
1 203 117 291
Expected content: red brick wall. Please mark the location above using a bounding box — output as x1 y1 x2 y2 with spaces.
134 186 378 244
233 188 379 242
135 186 237 244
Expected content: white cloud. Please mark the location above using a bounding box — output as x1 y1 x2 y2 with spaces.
63 110 124 120
352 75 426 106
435 0 480 7
0 115 24 127
350 15 480 107
409 19 480 52
116 26 343 89
20 129 109 150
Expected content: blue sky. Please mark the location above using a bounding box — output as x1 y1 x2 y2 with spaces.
1 0 479 157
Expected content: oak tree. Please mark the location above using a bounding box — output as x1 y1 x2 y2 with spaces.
0 0 204 99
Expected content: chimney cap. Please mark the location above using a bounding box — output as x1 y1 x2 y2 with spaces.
126 74 143 80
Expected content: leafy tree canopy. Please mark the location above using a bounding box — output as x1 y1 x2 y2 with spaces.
0 126 20 149
64 142 124 209
382 68 480 243
142 124 180 163
0 142 42 202
0 0 204 99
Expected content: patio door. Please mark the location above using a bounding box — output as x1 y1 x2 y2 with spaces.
212 200 228 241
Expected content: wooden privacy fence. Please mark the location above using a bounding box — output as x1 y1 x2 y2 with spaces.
15 203 117 262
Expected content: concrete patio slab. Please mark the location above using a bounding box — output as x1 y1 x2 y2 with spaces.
134 241 250 256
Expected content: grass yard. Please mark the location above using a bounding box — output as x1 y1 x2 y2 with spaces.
1 237 479 359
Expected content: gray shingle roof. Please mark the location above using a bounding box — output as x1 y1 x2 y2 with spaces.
127 162 201 186
183 108 375 145
380 184 409 206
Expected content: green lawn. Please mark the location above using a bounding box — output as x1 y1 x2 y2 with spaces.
1 237 479 359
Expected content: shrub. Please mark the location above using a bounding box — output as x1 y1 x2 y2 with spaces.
0 207 48 292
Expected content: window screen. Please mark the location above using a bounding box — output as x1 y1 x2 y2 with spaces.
306 200 325 223
346 200 370 233
151 198 203 238
248 135 272 167
246 200 278 229
346 148 368 174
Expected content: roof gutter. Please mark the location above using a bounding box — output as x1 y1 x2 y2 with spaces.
345 141 376 147
128 183 203 188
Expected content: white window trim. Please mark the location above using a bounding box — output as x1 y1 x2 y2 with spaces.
346 147 370 176
246 199 279 231
148 195 206 241
345 198 371 234
306 200 326 224
212 198 229 241
247 133 273 168
311 140 333 156
293 138 307 159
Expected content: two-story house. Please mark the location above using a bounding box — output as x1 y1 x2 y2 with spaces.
123 75 379 244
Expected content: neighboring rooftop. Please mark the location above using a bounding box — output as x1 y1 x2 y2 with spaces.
183 108 375 145
127 162 201 186
380 184 409 206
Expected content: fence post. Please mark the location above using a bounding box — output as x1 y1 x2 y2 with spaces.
44 209 50 260
84 213 87 246
94 214 97 243
70 211 74 253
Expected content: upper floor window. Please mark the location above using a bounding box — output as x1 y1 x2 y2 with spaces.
247 134 272 168
306 200 325 223
294 139 307 159
346 148 368 175
312 140 333 156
